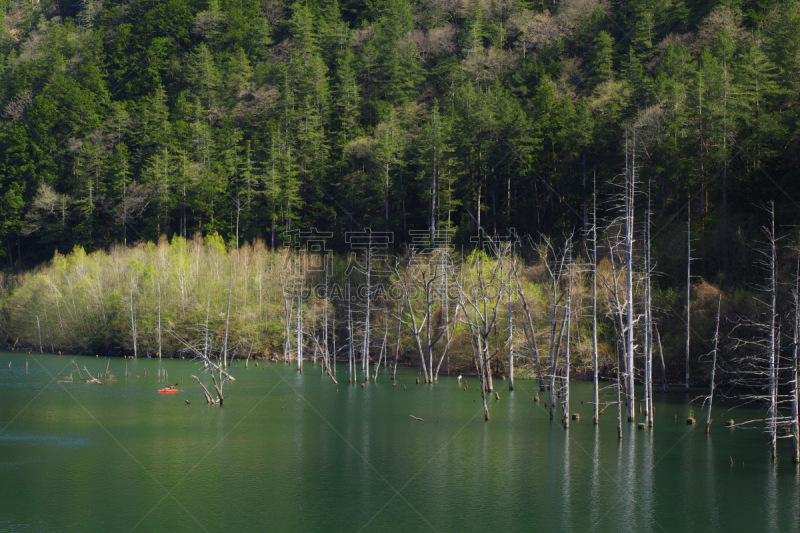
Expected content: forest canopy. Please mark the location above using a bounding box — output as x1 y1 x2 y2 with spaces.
0 0 798 289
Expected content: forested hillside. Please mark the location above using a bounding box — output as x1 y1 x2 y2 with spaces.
1 0 799 286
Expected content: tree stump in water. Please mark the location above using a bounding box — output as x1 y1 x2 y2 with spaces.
687 417 696 425
637 423 645 430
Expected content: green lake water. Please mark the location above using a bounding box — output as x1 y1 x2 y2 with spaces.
1 352 798 532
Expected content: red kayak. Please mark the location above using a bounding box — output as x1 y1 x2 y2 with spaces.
157 387 179 393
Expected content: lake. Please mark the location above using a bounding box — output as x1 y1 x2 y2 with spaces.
1 352 798 532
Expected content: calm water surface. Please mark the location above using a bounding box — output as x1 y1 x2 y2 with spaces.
1 352 798 532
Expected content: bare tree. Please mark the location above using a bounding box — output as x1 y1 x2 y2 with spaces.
562 255 573 429
730 203 785 460
590 173 600 424
348 281 356 384
169 295 236 405
767 204 778 460
624 134 636 422
686 197 692 390
457 245 508 420
510 247 546 392
297 276 304 374
391 249 461 384
222 275 233 369
129 270 138 358
540 235 572 420
362 243 372 381
279 270 295 366
392 299 404 381
705 295 722 434
643 181 654 427
508 264 515 392
793 249 800 463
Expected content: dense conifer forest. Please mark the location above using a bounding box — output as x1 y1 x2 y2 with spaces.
0 0 797 274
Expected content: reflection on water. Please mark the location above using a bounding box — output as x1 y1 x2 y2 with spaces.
1 352 800 532
705 434 719 531
641 427 653 533
590 427 600 526
767 462 778 532
561 430 571 531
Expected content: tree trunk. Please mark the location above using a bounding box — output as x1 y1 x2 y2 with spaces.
392 300 403 380
625 135 636 422
297 280 303 374
222 276 232 369
706 295 721 434
508 268 514 392
768 205 777 460
129 272 138 358
655 326 668 392
686 201 691 390
36 315 43 354
793 251 800 463
512 258 545 391
644 181 653 427
592 174 599 424
562 262 572 429
617 340 623 440
192 374 215 404
362 246 372 381
323 265 329 375
348 286 354 384
475 331 490 421
157 279 162 360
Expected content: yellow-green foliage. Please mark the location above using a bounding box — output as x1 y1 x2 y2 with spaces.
2 238 623 376
2 235 287 357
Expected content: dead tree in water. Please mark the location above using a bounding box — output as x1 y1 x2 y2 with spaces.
156 279 162 360
297 278 303 374
348 282 355 384
279 272 294 366
539 235 571 421
617 340 623 439
766 204 779 460
731 203 784 460
391 249 461 384
361 243 372 381
588 172 600 424
392 299 403 381
792 249 800 463
643 181 654 427
507 264 515 392
562 256 573 429
510 253 545 392
323 262 330 374
169 299 237 405
705 295 721 434
222 274 232 369
129 270 138 358
686 199 692 390
458 242 509 420
624 134 636 422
